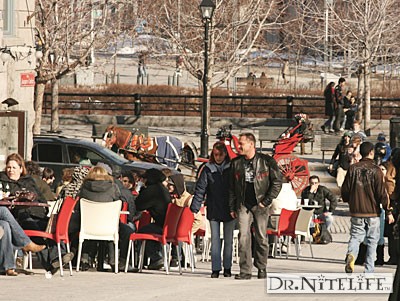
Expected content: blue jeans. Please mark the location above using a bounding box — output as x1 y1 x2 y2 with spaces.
379 209 385 246
347 217 380 273
0 207 31 271
210 219 236 272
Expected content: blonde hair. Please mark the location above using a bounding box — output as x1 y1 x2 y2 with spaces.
351 135 363 146
85 166 113 182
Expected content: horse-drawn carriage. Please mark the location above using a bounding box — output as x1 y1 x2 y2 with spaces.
102 125 197 170
214 114 312 194
102 114 312 194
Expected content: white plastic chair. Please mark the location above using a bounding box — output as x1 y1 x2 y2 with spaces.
76 199 122 273
294 208 315 259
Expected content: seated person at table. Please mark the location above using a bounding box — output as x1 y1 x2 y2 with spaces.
74 166 135 271
135 168 171 270
25 161 56 202
0 153 73 274
0 207 45 276
301 175 338 231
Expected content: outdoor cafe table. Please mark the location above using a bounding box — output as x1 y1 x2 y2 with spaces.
0 200 50 208
300 205 322 210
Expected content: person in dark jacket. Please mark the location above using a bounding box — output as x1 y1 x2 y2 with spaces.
25 161 55 202
333 77 346 133
191 141 235 278
0 153 72 274
229 133 283 280
321 81 336 133
135 168 171 270
76 165 135 271
301 175 337 231
341 142 395 274
329 131 353 187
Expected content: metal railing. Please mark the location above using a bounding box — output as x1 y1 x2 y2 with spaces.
43 92 400 119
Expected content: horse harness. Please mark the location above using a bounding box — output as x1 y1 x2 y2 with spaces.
104 129 153 152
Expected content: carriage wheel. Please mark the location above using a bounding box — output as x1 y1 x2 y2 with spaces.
274 154 310 195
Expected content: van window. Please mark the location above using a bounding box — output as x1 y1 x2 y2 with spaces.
33 143 63 163
67 146 103 166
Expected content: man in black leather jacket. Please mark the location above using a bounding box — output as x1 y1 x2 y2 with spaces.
229 133 282 280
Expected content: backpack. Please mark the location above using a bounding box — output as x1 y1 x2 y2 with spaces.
313 223 332 244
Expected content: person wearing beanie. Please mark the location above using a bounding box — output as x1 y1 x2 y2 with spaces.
135 168 171 270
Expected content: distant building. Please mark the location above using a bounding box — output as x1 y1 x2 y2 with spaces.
0 0 37 167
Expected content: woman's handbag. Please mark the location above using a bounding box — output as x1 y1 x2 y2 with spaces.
14 190 37 202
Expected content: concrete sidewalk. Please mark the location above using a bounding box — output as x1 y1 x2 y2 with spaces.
27 124 396 301
2 232 396 301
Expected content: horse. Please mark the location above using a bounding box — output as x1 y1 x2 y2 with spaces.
102 125 196 170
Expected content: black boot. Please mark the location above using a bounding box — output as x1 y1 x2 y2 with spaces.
375 244 385 266
355 243 367 265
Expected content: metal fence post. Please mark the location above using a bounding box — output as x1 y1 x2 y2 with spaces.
286 96 294 119
134 93 141 116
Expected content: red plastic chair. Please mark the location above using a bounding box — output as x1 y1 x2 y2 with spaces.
134 210 152 231
174 207 195 274
124 203 184 274
267 208 300 259
120 201 129 224
24 196 78 277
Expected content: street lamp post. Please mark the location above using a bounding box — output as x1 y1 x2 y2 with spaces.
199 0 215 158
324 0 333 87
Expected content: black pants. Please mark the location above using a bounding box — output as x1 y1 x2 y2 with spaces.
21 217 65 271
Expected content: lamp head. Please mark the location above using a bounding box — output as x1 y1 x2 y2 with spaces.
2 98 19 108
200 0 216 20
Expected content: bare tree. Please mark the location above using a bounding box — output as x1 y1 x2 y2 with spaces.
32 0 134 134
297 0 400 129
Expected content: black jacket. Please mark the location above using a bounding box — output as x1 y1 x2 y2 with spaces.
341 158 390 217
0 171 47 220
228 153 282 212
135 180 171 228
191 161 232 222
301 185 338 215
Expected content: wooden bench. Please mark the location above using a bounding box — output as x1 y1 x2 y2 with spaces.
258 119 296 149
258 126 290 150
91 124 148 142
320 134 379 164
236 77 274 87
320 135 341 164
258 118 314 154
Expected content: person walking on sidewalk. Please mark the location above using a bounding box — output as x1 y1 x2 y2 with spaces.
341 142 394 274
191 142 235 279
229 133 282 280
333 77 346 133
322 81 336 133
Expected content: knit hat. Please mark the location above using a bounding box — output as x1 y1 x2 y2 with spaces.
377 133 386 142
343 131 352 138
142 168 166 185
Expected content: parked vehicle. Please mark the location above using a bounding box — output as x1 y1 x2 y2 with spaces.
31 135 179 185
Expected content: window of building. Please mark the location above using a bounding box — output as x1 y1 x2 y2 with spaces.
3 0 15 36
